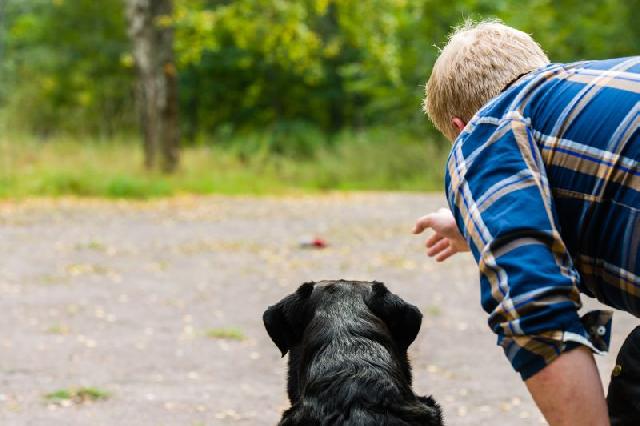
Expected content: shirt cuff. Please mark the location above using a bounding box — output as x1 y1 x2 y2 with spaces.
569 309 613 353
502 309 613 381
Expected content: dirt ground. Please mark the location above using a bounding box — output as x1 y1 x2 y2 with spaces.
0 193 636 426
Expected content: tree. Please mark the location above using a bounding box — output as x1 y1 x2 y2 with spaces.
126 0 179 172
0 0 133 135
3 0 640 143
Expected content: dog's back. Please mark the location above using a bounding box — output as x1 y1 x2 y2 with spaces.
264 280 443 426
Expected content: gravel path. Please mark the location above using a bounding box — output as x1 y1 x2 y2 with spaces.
0 194 636 426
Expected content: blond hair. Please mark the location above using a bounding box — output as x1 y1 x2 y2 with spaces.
423 20 549 141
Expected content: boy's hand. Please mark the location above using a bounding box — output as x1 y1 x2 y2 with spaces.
412 208 469 262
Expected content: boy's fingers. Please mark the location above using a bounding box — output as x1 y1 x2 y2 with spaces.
412 215 433 234
426 233 443 248
435 246 455 262
427 238 449 257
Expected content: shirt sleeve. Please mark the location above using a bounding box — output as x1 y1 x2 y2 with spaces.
445 116 608 381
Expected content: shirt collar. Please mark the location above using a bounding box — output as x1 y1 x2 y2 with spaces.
501 71 532 93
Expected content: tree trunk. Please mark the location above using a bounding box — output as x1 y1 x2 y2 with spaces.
126 0 179 172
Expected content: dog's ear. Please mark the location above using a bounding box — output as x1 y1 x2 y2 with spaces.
263 282 315 357
367 282 422 350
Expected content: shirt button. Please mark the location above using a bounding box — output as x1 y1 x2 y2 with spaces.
596 326 607 336
612 365 623 377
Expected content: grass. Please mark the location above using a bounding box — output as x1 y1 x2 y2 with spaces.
44 387 110 405
46 324 70 335
74 240 106 251
425 305 442 317
0 128 448 199
205 327 246 341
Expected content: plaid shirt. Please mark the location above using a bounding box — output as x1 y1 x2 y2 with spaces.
445 57 640 380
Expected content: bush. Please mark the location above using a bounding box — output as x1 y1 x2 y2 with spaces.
0 127 448 198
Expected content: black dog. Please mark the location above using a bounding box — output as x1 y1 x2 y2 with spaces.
263 280 443 425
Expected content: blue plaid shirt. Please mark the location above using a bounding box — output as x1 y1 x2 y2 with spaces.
445 57 640 380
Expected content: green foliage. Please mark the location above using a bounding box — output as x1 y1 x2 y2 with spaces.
46 324 70 335
44 387 110 404
106 177 173 198
497 0 640 61
1 0 639 168
0 130 447 198
173 0 419 135
205 327 246 341
1 0 134 135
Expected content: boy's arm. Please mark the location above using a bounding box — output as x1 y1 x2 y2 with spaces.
414 206 610 424
438 116 615 426
414 208 610 424
526 347 609 426
444 117 600 380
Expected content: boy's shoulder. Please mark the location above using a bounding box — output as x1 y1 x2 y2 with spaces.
449 56 640 174
471 56 640 127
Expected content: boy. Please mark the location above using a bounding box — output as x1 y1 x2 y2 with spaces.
414 20 639 425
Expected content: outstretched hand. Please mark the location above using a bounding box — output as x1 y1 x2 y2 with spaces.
412 208 469 262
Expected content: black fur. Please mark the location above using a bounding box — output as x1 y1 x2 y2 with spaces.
263 280 443 426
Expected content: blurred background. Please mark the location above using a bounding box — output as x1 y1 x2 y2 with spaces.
1 1 640 425
1 0 639 198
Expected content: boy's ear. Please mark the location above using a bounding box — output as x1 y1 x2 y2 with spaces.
451 117 466 133
263 282 315 356
366 282 423 351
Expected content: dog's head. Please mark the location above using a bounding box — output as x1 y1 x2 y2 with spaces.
264 281 442 424
263 280 422 357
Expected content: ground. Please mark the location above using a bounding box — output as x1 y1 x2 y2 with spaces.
0 193 636 426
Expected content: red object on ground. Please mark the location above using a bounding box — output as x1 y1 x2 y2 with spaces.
311 237 327 248
299 237 328 249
